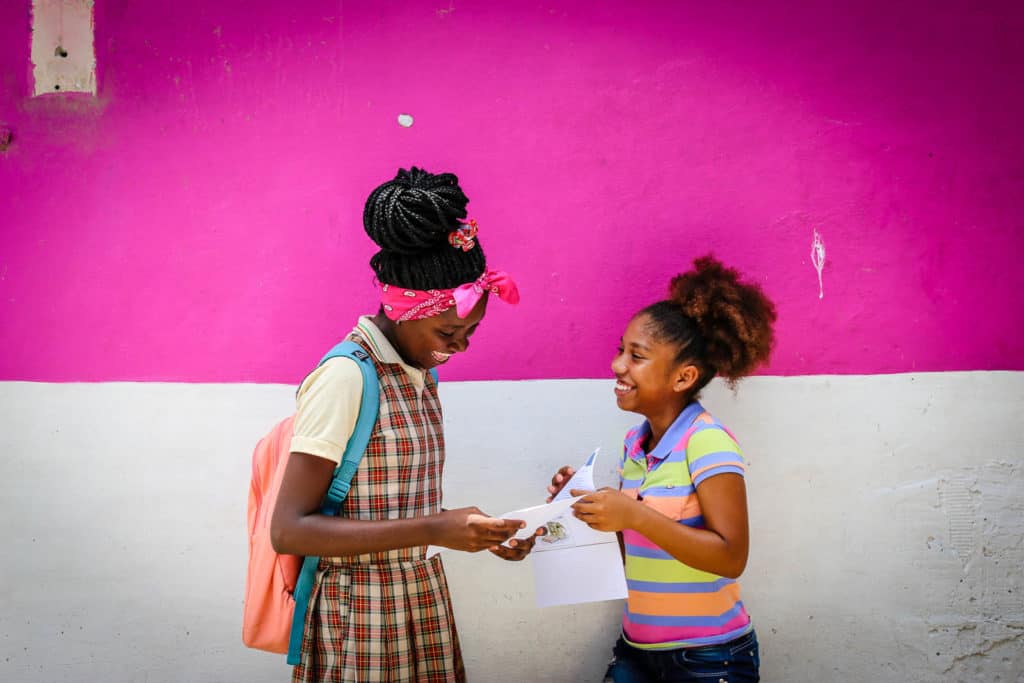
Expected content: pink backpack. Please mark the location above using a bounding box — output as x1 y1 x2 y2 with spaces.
242 341 380 664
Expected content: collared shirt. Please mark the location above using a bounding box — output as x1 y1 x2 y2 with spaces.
290 316 430 464
619 401 752 649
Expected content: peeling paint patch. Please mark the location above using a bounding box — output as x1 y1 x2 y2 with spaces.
31 0 97 96
928 461 1024 678
938 477 976 563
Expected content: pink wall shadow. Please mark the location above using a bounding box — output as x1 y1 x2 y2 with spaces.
1 1 1022 382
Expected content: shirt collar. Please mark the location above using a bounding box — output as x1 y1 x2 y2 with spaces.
353 316 428 389
633 401 706 462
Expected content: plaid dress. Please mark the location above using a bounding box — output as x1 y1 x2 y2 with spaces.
292 332 466 683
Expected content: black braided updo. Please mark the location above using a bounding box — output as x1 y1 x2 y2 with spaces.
363 167 486 289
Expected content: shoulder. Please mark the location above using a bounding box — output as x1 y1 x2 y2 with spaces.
685 421 741 457
296 356 364 401
683 416 746 485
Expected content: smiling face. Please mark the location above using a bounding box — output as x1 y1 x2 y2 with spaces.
611 313 699 421
386 294 488 370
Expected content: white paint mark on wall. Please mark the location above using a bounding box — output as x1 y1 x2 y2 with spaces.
397 113 414 128
31 0 96 95
811 229 826 299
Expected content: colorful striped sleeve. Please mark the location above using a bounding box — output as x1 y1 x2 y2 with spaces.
685 426 745 487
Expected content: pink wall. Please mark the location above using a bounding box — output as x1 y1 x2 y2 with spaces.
2 1 1022 382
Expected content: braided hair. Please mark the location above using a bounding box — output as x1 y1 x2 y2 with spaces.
641 255 777 394
363 167 486 289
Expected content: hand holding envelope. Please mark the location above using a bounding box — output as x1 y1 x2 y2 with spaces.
501 449 628 607
428 449 627 608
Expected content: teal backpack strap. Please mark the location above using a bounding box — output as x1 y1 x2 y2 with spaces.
286 340 380 666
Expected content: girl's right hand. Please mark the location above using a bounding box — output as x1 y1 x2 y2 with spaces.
434 506 525 552
545 465 576 502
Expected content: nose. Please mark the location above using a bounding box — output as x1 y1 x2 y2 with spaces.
611 351 626 375
449 336 469 353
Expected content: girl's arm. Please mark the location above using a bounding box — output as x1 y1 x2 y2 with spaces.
271 451 525 557
570 473 749 579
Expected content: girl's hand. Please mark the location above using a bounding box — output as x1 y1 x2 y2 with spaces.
545 465 576 502
569 488 638 533
435 506 525 552
488 526 547 561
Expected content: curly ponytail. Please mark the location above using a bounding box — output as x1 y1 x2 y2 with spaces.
641 255 777 393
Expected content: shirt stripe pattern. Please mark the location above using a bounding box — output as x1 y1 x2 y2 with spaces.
619 401 753 650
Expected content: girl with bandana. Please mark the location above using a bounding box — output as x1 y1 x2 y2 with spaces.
271 167 532 683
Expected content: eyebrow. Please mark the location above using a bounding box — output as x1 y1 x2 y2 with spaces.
621 338 650 352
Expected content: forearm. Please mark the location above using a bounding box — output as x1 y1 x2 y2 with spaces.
272 512 439 557
630 505 748 578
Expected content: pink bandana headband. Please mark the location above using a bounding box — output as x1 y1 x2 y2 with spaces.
381 269 520 322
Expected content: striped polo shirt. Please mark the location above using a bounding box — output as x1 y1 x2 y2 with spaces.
619 401 752 649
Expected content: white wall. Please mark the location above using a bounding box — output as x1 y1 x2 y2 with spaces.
1 373 1021 682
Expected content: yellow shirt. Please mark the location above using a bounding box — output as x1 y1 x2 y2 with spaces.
289 316 428 464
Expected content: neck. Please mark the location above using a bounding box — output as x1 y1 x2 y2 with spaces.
372 310 396 341
645 396 693 452
371 311 411 363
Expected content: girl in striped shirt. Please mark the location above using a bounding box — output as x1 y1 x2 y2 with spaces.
548 255 777 682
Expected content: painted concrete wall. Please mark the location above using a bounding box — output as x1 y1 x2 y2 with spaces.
2 2 1023 682
2 374 1021 682
2 1 1023 383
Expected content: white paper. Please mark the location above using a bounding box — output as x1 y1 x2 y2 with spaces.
425 496 581 558
551 448 598 502
531 448 627 607
429 448 628 610
504 496 582 541
532 540 627 607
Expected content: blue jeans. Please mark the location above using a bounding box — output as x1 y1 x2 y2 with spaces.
604 630 760 682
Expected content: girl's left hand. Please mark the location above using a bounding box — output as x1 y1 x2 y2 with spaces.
488 526 546 561
570 488 637 532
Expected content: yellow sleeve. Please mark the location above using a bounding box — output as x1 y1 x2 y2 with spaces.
289 356 363 465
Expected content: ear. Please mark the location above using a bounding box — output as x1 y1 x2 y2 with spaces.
673 364 700 393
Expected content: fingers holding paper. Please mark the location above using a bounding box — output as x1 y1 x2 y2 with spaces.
545 465 576 502
489 525 547 561
436 507 525 552
570 488 639 533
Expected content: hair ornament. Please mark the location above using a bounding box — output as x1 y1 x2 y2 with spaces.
448 218 478 252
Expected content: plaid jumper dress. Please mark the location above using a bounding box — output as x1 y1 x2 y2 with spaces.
292 332 466 683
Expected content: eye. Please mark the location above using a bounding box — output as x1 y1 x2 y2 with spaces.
438 330 455 339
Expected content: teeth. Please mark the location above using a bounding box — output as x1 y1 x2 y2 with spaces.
615 382 633 391
432 351 451 361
